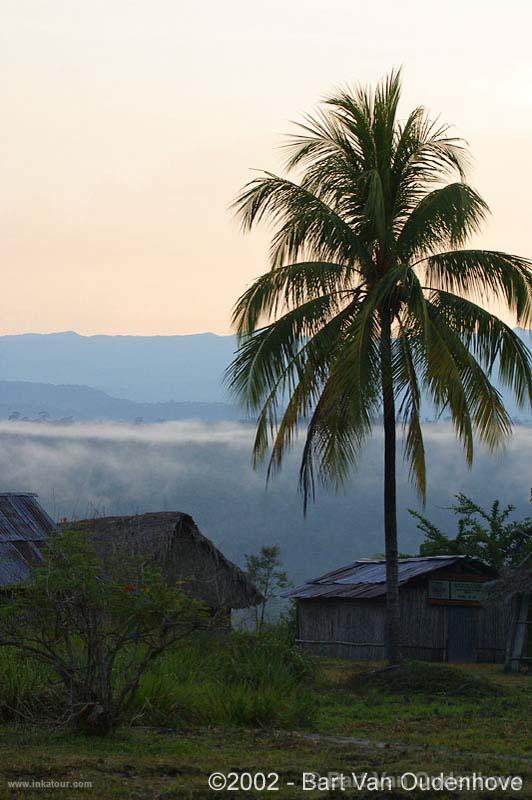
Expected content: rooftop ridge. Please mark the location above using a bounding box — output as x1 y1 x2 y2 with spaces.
290 554 495 599
356 555 473 564
0 492 38 497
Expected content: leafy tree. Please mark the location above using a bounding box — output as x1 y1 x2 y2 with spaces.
245 545 291 628
410 493 532 570
225 70 532 664
0 530 206 734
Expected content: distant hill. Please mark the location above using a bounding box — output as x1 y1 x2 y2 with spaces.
0 381 242 423
0 331 236 403
0 329 530 420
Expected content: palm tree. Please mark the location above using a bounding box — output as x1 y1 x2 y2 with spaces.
225 71 532 665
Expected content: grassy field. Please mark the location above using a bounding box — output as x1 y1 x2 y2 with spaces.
0 723 529 800
0 647 530 799
315 659 532 756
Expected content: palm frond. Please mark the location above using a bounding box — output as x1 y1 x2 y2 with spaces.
397 183 488 259
396 116 469 184
394 323 426 498
283 107 365 175
266 315 352 476
427 290 532 408
392 114 470 225
297 304 382 508
420 303 513 458
399 304 474 461
232 173 370 268
225 292 344 413
420 250 532 326
323 86 377 169
250 295 366 474
231 261 363 333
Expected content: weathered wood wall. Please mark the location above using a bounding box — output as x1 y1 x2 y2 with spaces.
476 602 512 663
296 584 510 662
297 597 387 660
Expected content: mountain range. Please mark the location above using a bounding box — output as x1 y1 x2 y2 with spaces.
0 381 241 423
0 329 531 422
0 331 236 403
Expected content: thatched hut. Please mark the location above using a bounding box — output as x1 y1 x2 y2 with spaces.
481 554 531 671
69 512 262 622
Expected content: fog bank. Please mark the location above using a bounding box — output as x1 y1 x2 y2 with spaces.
0 421 529 583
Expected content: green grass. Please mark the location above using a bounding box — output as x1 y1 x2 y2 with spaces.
350 659 506 698
0 627 317 730
0 634 530 798
313 659 531 756
0 725 529 799
0 648 59 720
132 629 316 729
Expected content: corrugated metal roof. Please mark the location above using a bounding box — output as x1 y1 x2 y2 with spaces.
286 582 386 599
0 541 34 585
0 494 55 588
0 494 57 543
285 556 493 600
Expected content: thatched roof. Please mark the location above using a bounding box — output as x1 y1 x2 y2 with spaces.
68 512 263 610
480 554 532 606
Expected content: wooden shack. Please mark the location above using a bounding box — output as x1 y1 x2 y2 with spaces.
285 556 510 663
70 512 263 619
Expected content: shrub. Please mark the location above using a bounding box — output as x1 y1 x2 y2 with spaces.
0 530 206 734
0 566 315 732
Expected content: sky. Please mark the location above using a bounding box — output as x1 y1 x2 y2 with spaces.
1 0 531 336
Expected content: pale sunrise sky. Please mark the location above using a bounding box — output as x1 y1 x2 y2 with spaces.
1 0 531 335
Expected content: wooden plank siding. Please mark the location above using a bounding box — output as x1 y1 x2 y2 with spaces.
476 602 511 663
297 598 386 660
296 584 510 663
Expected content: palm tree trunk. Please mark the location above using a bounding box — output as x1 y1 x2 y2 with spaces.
380 308 402 665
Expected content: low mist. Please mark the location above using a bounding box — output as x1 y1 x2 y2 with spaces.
0 420 530 584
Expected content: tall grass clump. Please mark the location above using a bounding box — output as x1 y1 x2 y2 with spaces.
0 647 58 721
134 624 317 729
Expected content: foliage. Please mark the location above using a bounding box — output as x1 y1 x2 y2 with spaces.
0 663 530 799
135 625 316 728
0 624 316 731
0 647 58 721
245 545 291 628
225 69 532 506
410 492 532 569
224 69 532 665
0 530 206 734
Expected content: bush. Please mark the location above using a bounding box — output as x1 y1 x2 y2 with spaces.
0 623 317 731
0 530 206 734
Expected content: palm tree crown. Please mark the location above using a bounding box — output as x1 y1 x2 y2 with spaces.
226 71 532 508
